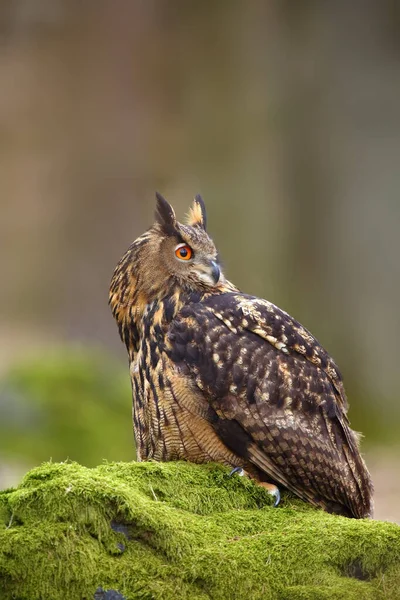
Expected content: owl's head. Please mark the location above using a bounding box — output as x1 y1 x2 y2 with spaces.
110 193 227 320
151 192 222 288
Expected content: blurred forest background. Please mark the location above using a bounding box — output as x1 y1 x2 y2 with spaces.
0 1 399 522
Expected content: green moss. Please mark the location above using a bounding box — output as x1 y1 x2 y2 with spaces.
0 461 399 600
0 349 133 466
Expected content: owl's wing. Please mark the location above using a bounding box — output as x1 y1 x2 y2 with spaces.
167 292 373 518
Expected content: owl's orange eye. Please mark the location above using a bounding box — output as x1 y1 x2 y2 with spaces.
175 244 193 261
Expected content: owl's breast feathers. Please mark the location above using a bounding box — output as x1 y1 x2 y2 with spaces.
162 292 373 518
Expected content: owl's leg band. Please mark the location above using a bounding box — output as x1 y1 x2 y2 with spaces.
228 467 281 507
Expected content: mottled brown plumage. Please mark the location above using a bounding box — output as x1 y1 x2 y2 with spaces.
109 193 373 518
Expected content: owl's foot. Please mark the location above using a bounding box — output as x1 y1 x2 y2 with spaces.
228 467 280 507
258 482 281 507
228 466 245 477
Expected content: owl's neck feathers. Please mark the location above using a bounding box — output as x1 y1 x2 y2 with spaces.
109 229 234 357
110 279 206 358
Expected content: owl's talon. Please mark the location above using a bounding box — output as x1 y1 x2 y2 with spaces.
228 466 245 478
271 487 281 507
228 469 280 506
258 482 281 507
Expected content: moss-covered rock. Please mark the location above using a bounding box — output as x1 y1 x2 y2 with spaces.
0 349 133 468
0 461 399 600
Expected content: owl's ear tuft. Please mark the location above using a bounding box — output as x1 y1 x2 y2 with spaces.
155 192 177 234
186 194 207 230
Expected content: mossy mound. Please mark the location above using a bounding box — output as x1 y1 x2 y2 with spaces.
0 349 133 468
0 462 399 600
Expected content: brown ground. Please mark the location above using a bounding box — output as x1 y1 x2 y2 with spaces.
367 449 400 524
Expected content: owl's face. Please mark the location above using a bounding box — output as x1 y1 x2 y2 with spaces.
110 194 225 314
153 193 222 289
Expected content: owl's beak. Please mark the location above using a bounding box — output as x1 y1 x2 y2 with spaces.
210 261 220 284
195 260 221 286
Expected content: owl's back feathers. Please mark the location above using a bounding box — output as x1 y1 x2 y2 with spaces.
167 292 373 518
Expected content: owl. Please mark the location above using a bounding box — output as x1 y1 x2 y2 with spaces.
109 193 373 518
